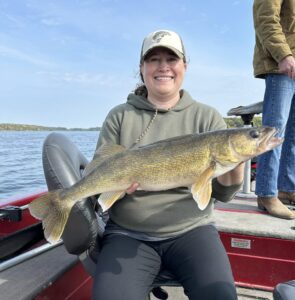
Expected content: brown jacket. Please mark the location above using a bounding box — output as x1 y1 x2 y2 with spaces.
253 0 295 78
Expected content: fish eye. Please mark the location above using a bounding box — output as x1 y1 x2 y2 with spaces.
250 130 260 138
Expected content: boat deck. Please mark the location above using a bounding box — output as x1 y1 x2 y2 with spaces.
150 286 274 300
0 193 294 300
215 193 295 240
0 244 80 300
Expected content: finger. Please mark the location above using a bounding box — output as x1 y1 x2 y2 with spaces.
288 68 295 79
126 183 139 194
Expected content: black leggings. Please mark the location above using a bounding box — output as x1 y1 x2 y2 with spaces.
92 225 237 300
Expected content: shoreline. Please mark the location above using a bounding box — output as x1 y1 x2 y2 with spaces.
0 123 101 131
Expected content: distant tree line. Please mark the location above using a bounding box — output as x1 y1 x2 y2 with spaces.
0 123 100 131
224 116 262 128
0 118 262 131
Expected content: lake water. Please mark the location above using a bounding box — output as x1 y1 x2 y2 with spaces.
0 131 99 203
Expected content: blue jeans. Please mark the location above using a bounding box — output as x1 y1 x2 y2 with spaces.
256 74 295 197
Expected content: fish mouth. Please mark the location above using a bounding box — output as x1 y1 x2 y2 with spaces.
258 127 284 152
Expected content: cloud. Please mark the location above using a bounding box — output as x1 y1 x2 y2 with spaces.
0 45 54 67
184 60 264 116
36 70 135 88
219 25 230 35
2 13 25 29
41 18 62 27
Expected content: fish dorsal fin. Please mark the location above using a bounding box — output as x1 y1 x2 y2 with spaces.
98 191 125 212
84 143 126 175
191 166 214 210
94 143 126 162
138 133 195 149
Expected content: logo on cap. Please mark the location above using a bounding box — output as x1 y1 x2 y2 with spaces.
152 31 171 43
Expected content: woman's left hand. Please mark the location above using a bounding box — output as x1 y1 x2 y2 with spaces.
126 183 140 194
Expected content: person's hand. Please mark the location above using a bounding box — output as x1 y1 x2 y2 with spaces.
278 56 295 79
217 162 245 186
126 183 140 194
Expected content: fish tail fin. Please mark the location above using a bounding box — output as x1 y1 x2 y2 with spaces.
29 190 72 244
29 190 61 220
42 202 70 244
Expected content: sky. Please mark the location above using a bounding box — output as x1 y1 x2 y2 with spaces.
0 0 264 129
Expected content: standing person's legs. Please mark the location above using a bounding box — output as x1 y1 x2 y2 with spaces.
92 233 161 300
256 74 295 219
162 225 237 300
278 93 295 200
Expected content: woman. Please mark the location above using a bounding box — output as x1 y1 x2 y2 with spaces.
92 29 244 300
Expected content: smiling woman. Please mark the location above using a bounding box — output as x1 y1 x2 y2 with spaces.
140 48 187 109
90 29 245 300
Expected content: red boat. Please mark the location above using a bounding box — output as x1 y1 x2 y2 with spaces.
1 102 294 300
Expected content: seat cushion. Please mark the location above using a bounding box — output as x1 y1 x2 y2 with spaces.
273 280 295 300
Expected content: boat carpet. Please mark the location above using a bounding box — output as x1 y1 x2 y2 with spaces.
214 196 295 240
0 244 78 300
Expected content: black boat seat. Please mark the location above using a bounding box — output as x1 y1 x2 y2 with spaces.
227 101 263 117
42 132 180 300
273 280 295 300
227 101 263 126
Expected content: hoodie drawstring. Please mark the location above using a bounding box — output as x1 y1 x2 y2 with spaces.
131 109 158 147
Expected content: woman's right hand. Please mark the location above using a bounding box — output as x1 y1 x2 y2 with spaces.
278 55 295 79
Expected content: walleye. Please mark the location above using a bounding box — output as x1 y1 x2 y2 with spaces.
29 127 283 243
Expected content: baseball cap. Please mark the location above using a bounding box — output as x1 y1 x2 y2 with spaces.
140 30 186 63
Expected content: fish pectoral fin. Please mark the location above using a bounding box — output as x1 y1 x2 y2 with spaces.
84 144 126 176
191 167 214 211
191 181 212 211
98 191 125 212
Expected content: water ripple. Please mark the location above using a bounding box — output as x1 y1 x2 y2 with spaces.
0 131 99 202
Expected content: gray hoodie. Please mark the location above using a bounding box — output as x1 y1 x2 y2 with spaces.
96 90 241 239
